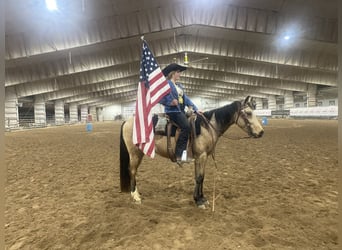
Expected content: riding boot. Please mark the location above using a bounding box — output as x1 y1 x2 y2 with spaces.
167 112 192 165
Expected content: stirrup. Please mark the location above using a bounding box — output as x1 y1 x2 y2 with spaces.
176 158 194 167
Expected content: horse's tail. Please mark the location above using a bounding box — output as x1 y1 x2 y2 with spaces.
120 121 131 192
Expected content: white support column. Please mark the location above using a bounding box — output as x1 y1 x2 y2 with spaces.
267 95 276 110
55 100 65 125
34 95 46 125
97 107 103 122
307 84 317 107
5 86 19 128
80 105 88 123
255 98 263 110
69 103 78 123
284 90 294 109
89 106 97 122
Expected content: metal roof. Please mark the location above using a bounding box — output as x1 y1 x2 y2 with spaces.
5 0 338 107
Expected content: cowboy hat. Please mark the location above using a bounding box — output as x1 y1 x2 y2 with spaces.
162 63 187 76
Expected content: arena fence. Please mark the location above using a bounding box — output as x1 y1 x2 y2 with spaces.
5 117 84 131
255 106 338 119
5 106 338 131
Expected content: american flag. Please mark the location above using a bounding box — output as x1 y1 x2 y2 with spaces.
132 41 170 157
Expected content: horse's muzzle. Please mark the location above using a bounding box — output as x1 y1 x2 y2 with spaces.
251 130 264 138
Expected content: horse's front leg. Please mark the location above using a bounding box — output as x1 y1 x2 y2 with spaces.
193 154 210 209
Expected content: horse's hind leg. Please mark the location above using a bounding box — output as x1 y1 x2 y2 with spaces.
129 153 144 204
193 154 210 209
120 119 144 204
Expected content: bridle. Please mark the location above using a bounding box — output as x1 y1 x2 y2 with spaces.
195 102 254 167
197 101 254 138
234 102 254 137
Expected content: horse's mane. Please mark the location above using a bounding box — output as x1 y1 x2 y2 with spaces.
201 101 241 130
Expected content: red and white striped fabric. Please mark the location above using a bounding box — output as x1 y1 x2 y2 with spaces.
132 41 170 157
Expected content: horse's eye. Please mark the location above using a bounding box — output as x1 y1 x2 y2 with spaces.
245 111 252 116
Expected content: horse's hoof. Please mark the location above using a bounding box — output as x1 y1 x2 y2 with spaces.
197 204 207 209
195 197 210 209
196 201 209 209
131 189 141 204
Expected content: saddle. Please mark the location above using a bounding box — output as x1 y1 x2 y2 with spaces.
152 113 198 163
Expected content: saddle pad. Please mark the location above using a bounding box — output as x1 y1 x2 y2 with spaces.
152 114 176 136
152 114 202 137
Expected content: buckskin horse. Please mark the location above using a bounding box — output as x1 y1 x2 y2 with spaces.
119 96 264 208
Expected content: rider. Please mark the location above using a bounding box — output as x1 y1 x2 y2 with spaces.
159 63 200 164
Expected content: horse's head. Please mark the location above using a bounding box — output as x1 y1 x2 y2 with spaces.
235 96 264 138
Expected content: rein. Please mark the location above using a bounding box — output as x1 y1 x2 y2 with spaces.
234 104 254 138
196 112 220 140
197 102 252 211
222 134 251 140
198 103 252 141
197 112 226 138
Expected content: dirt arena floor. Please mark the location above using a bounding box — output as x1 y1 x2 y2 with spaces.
5 118 338 250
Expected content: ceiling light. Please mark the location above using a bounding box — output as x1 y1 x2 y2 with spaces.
45 0 58 11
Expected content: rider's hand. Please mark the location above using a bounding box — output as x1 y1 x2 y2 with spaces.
170 99 178 106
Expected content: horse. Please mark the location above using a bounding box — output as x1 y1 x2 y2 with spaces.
119 96 264 208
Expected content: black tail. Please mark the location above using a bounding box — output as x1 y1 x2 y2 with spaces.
120 121 131 192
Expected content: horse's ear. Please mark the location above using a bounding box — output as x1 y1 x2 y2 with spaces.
243 96 250 105
250 97 257 110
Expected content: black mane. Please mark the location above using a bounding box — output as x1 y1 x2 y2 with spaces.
201 101 241 135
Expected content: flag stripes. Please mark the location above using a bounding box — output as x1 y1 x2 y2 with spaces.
132 41 170 157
